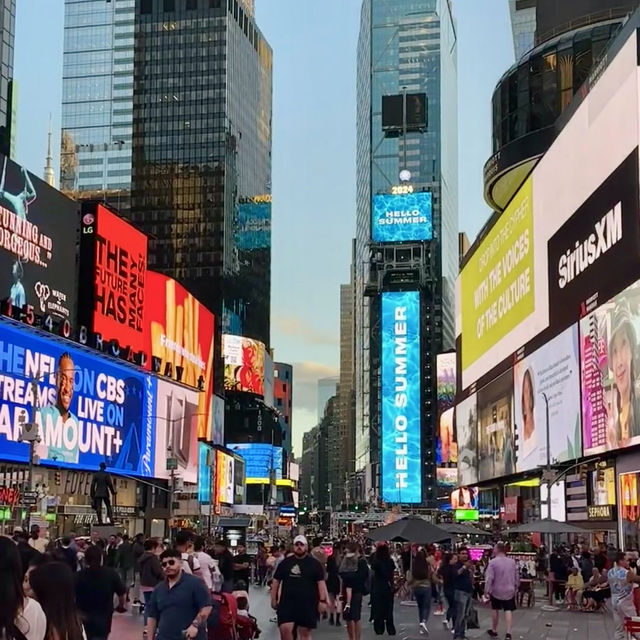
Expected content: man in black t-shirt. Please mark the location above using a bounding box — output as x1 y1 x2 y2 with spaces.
271 535 328 640
233 543 252 586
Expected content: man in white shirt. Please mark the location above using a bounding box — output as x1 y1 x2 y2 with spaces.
175 530 202 577
194 536 218 591
28 524 48 554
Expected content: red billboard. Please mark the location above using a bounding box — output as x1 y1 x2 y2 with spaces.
145 271 214 440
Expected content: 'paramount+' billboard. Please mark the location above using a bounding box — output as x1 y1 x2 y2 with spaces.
372 192 433 243
0 320 157 477
0 154 78 320
381 291 421 503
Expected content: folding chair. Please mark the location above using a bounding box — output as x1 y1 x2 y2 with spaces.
624 616 640 639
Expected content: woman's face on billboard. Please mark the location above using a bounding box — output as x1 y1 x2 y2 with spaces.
612 328 633 400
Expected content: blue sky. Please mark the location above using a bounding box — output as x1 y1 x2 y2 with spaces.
14 0 513 456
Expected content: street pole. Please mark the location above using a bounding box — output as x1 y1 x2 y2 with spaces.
402 86 408 171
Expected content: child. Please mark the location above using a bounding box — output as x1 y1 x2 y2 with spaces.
236 595 261 640
233 580 249 610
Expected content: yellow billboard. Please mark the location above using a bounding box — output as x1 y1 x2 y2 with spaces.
461 178 534 371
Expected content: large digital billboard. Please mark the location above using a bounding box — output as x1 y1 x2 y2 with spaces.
580 278 640 455
145 271 214 440
436 353 456 464
460 178 534 374
215 450 235 505
223 334 265 395
198 443 212 504
153 380 199 484
228 443 283 480
80 204 148 353
513 325 581 471
456 393 477 487
0 319 157 477
619 471 640 550
236 201 271 250
380 291 421 504
0 154 78 320
371 192 433 243
477 371 515 482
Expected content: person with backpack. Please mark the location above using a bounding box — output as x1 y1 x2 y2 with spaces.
408 549 433 636
176 531 203 578
139 539 164 628
339 542 370 640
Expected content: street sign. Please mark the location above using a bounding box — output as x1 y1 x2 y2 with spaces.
166 458 178 471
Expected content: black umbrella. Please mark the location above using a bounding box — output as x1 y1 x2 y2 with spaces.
367 516 451 544
507 518 589 534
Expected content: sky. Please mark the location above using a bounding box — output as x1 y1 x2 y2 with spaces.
14 0 514 457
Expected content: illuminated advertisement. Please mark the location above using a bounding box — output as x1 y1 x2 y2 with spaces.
212 394 225 445
198 443 212 503
456 393 478 487
436 467 457 489
263 351 274 408
0 320 157 476
513 325 581 471
580 279 640 455
228 443 283 480
153 380 198 484
0 155 78 320
478 371 515 481
451 486 479 510
460 178 534 373
619 471 640 550
371 192 433 243
589 465 616 507
436 353 456 464
80 204 147 352
236 201 271 250
145 271 214 440
233 454 245 504
380 291 421 504
223 334 265 395
215 450 235 505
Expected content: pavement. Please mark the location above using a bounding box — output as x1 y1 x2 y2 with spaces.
109 585 616 640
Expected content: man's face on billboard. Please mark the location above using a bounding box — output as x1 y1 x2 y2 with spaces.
56 355 74 415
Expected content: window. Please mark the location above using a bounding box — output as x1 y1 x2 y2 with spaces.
141 0 152 13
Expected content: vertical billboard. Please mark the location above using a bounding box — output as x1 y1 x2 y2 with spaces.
215 450 235 505
0 154 78 320
371 191 433 243
513 325 581 471
80 203 147 352
212 394 225 446
153 380 199 484
145 271 214 440
477 371 515 482
0 320 157 476
436 353 456 464
581 279 640 455
456 393 478 487
619 471 640 550
198 443 212 503
380 291 421 504
236 200 271 250
223 334 266 395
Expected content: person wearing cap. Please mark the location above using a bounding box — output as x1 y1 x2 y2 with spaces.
271 535 328 640
608 299 640 448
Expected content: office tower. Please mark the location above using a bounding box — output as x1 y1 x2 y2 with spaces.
355 0 458 506
0 0 15 158
274 362 293 455
508 0 536 59
61 0 273 352
317 376 338 422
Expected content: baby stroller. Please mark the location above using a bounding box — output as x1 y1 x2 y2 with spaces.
236 613 261 640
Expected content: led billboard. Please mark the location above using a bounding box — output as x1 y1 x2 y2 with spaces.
451 486 479 510
580 278 640 455
436 467 457 489
619 471 640 550
513 325 581 471
212 394 225 445
456 393 477 487
80 204 148 353
478 371 515 481
380 291 421 504
215 450 235 505
145 271 214 440
223 334 265 395
198 443 212 503
236 201 271 250
436 353 456 464
0 320 157 476
228 443 283 480
0 154 78 320
371 192 433 243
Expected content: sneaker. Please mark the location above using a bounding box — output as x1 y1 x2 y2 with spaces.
419 622 429 636
488 632 498 639
505 635 512 640
443 619 449 629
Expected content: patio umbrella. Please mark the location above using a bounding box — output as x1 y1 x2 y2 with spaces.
367 516 452 544
506 518 590 534
442 522 493 537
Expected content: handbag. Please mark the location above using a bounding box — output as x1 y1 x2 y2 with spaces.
466 603 479 629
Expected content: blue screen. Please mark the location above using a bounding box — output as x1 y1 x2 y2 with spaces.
381 291 422 503
236 202 272 250
198 443 212 503
0 320 157 477
228 443 283 479
372 192 433 243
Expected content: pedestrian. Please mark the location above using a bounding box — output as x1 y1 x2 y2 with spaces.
59 536 78 573
117 533 136 600
232 542 252 587
437 552 458 631
270 534 328 640
106 534 118 568
326 543 342 626
484 542 519 640
139 538 164 630
339 542 369 640
257 545 268 586
0 536 47 640
193 536 217 592
213 539 235 593
370 543 396 636
608 552 640 640
75 544 127 640
132 533 145 604
146 548 212 640
452 548 474 640
408 549 433 635
28 525 48 554
175 531 202 577
29 561 85 640
13 528 40 577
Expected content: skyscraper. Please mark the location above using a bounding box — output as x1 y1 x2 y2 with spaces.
60 0 273 353
317 377 338 423
0 0 15 158
355 0 458 505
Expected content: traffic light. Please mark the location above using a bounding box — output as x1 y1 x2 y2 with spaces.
54 471 61 486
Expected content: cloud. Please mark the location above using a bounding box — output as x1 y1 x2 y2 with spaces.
273 315 339 347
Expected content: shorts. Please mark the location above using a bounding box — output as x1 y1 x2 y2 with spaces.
343 593 363 622
490 596 516 611
277 601 318 629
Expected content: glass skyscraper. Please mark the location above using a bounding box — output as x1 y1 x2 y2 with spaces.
354 0 458 503
0 0 16 158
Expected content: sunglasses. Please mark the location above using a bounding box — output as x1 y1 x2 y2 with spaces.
294 542 306 547
162 559 178 568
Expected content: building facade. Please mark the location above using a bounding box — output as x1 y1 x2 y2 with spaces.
0 0 14 158
274 362 293 456
317 377 338 423
354 0 458 506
